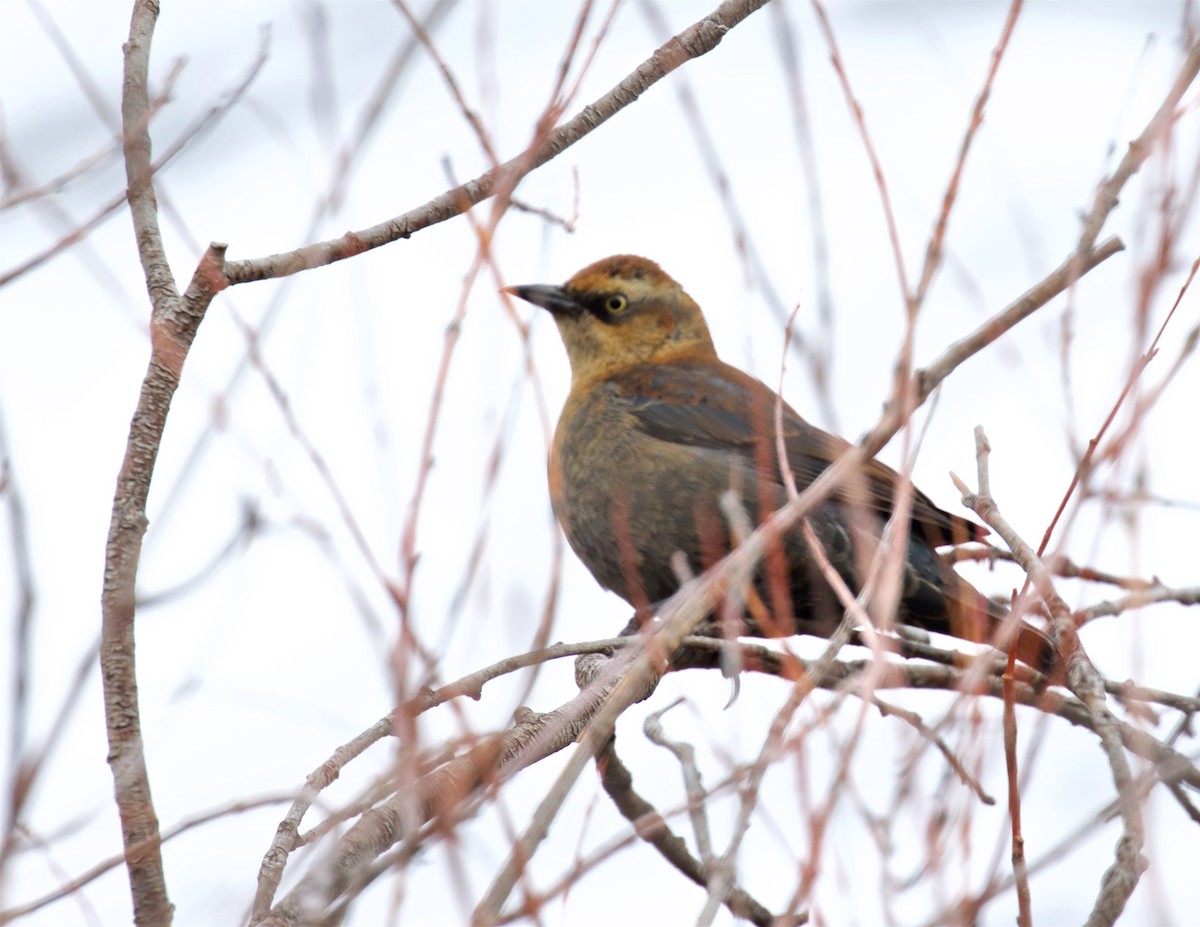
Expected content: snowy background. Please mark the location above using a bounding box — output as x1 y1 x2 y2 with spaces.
2 1 1198 924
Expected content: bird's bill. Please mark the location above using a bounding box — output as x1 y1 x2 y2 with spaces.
502 283 582 317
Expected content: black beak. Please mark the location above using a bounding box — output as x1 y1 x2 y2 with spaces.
502 284 582 317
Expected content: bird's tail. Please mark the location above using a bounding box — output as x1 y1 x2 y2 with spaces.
949 583 1058 674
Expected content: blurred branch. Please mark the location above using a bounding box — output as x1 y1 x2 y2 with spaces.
954 427 1147 926
249 612 1200 926
261 645 656 926
0 137 120 211
223 0 773 285
914 0 1024 307
0 29 269 289
914 236 1124 402
640 1 829 417
1078 37 1200 254
0 407 35 883
1040 249 1198 560
871 695 994 805
770 0 838 427
945 545 1160 592
1078 584 1200 624
134 502 263 608
0 793 293 925
593 736 787 927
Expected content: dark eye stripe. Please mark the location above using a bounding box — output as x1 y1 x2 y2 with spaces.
577 292 628 323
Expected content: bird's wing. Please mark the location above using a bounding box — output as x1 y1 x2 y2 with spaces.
613 360 985 546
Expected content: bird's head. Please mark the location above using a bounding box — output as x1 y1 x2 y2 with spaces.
505 255 716 384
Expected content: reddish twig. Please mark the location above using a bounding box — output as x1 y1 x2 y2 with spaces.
954 427 1147 926
913 0 1024 307
1002 605 1033 927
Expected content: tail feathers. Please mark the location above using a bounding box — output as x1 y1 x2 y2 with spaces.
1008 620 1057 674
965 589 1057 674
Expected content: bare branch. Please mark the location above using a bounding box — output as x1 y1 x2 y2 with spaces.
954 427 1148 926
222 0 774 287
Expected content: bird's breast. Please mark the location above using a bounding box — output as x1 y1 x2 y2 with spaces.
548 381 753 608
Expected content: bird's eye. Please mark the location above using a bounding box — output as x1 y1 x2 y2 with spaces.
605 294 628 314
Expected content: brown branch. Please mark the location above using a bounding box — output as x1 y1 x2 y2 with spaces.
250 635 632 918
944 546 1160 593
260 646 655 926
913 0 1024 307
1094 252 1200 470
1078 585 1200 624
249 627 1199 926
250 717 394 922
0 793 293 925
99 14 266 925
593 739 788 927
953 428 1147 927
690 638 1200 793
1040 39 1200 557
99 5 189 924
477 202 1123 922
221 0 774 287
700 520 884 923
1078 38 1200 254
1039 333 1163 563
468 647 670 924
947 769 1163 927
914 236 1124 402
1 30 267 289
1003 635 1033 927
871 695 994 805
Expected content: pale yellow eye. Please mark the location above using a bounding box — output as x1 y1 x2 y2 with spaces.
605 294 628 314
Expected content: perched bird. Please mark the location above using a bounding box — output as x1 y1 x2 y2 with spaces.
505 255 1055 672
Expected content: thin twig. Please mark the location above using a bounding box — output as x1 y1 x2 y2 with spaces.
954 427 1148 926
2 793 294 925
1003 614 1033 927
594 739 786 926
221 0 774 287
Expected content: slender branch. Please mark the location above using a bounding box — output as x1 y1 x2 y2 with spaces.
0 793 292 925
222 0 774 287
1003 635 1033 927
594 739 786 927
1079 585 1200 624
474 223 1125 925
250 635 632 917
1077 38 1200 254
871 696 994 805
261 223 1122 925
248 628 1199 926
261 646 654 926
99 5 188 925
954 428 1147 926
914 236 1124 402
912 0 1023 307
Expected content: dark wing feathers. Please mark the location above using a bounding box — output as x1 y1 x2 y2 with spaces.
613 361 985 547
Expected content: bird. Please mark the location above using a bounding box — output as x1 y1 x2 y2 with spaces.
504 254 1056 673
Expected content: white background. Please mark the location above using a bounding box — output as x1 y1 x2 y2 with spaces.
2 1 1198 925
